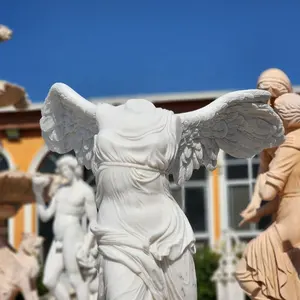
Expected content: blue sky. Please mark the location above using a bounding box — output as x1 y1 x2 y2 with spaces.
1 0 300 103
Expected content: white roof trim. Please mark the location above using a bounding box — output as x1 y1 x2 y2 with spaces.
88 89 232 105
1 85 300 112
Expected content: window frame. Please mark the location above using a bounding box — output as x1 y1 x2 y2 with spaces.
221 150 268 238
169 170 210 241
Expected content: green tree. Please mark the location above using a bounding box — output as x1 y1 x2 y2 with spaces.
194 246 220 300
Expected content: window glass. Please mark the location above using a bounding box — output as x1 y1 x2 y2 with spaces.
83 168 96 191
37 152 61 174
227 165 248 179
252 163 259 179
228 185 250 231
0 154 9 171
169 166 209 238
190 168 206 180
0 153 10 242
185 187 207 232
226 154 271 234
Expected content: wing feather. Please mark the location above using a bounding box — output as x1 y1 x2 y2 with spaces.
171 89 285 185
40 83 98 169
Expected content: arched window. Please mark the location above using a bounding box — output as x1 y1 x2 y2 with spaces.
169 167 209 242
0 153 9 171
224 153 272 241
0 150 14 244
36 150 96 259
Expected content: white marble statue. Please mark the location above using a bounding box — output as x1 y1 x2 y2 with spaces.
77 242 103 300
32 155 97 300
39 83 284 300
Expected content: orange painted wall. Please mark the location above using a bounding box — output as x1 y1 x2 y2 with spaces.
2 135 44 247
212 168 221 241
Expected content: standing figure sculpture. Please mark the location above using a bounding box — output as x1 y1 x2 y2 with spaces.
236 93 300 300
39 83 284 300
32 155 97 300
241 68 292 223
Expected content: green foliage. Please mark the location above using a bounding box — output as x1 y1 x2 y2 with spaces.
194 246 220 300
36 264 48 296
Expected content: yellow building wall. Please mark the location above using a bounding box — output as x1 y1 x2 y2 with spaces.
2 135 44 248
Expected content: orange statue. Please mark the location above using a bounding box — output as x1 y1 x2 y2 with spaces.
236 92 300 299
257 68 292 107
241 68 292 218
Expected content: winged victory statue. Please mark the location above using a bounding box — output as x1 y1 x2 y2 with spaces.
39 83 284 300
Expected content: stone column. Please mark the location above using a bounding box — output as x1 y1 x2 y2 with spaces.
0 204 18 248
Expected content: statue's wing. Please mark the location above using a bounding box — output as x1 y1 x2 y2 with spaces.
40 83 98 169
171 89 285 185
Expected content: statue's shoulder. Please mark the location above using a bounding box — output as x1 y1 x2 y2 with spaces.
282 129 300 150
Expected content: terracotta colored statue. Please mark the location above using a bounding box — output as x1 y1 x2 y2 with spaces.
256 68 292 107
0 233 44 300
236 93 300 300
39 83 284 300
241 68 292 219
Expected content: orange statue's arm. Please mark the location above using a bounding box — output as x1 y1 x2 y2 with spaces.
241 150 273 218
251 150 272 207
239 197 279 227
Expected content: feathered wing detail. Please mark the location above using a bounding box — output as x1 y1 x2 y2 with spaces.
40 82 98 169
171 89 285 185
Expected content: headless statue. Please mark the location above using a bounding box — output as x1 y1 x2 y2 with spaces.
32 155 97 300
39 83 284 300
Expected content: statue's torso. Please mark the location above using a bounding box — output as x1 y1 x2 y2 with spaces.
53 181 89 241
91 100 195 260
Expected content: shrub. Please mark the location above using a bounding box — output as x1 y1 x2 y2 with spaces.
36 265 48 296
194 246 220 300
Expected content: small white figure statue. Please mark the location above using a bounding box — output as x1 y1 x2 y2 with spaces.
39 83 284 300
32 155 97 300
77 242 103 300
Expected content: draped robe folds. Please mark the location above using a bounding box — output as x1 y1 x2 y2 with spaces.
89 101 197 300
